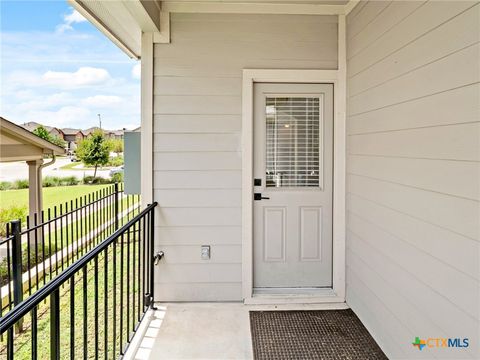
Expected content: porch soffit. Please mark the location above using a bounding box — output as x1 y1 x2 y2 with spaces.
0 117 65 163
68 0 357 58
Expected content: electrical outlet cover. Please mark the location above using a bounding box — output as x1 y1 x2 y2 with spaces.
201 245 210 260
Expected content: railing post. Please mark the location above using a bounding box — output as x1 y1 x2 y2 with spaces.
50 289 60 360
149 207 156 309
11 220 24 332
11 220 23 307
114 182 119 230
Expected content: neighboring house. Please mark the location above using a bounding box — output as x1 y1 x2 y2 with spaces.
1 117 65 222
84 127 124 139
110 129 124 139
21 121 64 141
48 127 64 139
83 126 101 138
62 128 84 151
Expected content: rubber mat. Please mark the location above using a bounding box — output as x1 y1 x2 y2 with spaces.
249 309 388 359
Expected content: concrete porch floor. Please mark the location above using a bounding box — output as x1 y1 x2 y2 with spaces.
128 302 354 360
132 303 254 360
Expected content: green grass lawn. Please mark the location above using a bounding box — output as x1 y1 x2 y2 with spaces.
59 162 115 171
0 207 144 359
0 185 110 210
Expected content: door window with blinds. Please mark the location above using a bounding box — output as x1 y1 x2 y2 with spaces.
265 95 323 188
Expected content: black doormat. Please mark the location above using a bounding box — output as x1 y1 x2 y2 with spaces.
250 310 388 360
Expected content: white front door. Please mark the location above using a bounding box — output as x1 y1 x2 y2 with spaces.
253 83 333 290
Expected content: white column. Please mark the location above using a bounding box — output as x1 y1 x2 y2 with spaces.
26 159 43 226
141 32 154 206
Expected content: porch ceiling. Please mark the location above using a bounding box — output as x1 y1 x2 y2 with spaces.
69 0 352 59
163 0 349 4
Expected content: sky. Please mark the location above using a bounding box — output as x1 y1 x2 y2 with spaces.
0 0 140 130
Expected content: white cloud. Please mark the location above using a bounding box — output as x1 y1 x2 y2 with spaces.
5 106 92 128
82 95 122 107
14 92 75 113
56 9 87 33
132 63 141 79
42 67 111 88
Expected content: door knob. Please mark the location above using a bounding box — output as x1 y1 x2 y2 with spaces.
254 193 270 201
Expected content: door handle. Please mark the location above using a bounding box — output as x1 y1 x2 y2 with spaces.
254 193 270 201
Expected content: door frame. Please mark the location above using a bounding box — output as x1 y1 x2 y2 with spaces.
241 69 346 305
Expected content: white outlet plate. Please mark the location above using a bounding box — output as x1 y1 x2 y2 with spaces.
201 245 210 260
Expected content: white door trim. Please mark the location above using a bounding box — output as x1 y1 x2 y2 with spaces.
241 69 346 305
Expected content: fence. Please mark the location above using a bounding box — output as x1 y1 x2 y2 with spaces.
0 183 141 316
0 202 157 359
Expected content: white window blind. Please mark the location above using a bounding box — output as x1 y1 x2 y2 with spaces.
265 96 321 188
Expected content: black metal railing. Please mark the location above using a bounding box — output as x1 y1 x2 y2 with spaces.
0 183 141 316
0 202 157 359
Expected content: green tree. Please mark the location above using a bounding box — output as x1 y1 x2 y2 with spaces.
50 135 66 148
76 130 111 179
32 125 50 140
32 126 66 148
108 139 124 156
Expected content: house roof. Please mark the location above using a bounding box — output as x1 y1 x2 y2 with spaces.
0 117 65 162
83 127 101 135
111 129 124 136
62 128 83 136
21 121 46 132
21 121 64 135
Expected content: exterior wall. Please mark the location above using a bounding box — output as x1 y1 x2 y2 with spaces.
48 128 63 139
346 1 480 359
153 13 338 301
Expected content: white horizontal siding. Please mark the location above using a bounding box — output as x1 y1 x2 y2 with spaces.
156 245 241 264
348 122 480 161
156 208 242 227
153 189 241 207
156 226 241 246
348 155 480 201
346 2 480 359
153 133 241 152
154 152 241 170
347 0 477 76
154 170 241 189
347 83 480 135
154 114 241 133
153 13 338 301
153 283 241 302
349 43 479 115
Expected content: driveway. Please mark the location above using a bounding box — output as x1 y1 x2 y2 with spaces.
0 157 110 182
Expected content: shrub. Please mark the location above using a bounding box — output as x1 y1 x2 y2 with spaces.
43 176 80 187
108 156 124 167
0 181 12 191
43 176 60 187
111 172 123 183
82 175 94 184
63 176 79 186
0 240 57 287
83 175 110 185
0 205 27 236
92 177 111 185
13 179 29 189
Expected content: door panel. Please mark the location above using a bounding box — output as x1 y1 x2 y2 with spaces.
300 207 323 262
253 83 333 289
263 207 286 262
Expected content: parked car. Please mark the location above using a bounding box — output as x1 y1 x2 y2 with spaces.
109 165 124 176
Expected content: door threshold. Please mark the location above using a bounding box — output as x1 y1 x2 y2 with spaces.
254 287 333 296
245 287 345 306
